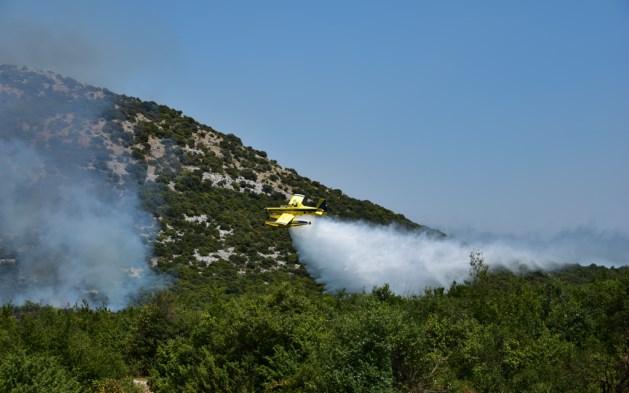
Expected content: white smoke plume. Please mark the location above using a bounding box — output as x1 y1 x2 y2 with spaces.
290 217 629 295
0 141 165 310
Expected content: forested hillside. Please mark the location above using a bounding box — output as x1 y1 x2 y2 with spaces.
0 64 435 290
0 66 627 392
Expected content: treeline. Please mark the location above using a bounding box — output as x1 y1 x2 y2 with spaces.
0 261 627 392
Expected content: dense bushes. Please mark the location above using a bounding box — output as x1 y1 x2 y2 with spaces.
0 352 82 392
2 263 626 392
141 264 629 392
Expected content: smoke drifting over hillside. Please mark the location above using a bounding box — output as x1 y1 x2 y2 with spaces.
0 140 164 309
291 217 629 294
0 65 168 309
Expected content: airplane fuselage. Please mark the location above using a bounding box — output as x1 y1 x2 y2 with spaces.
264 194 327 227
265 207 325 227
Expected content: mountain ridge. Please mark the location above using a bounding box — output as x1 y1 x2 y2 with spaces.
0 64 443 290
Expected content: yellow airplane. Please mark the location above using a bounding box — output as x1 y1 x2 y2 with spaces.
265 194 327 227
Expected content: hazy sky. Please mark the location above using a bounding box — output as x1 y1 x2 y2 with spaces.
1 1 628 236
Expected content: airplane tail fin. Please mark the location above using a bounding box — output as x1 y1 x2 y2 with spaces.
316 198 328 212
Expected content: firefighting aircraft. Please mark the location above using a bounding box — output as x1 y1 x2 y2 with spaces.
265 194 327 227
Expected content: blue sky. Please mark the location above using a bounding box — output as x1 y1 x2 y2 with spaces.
1 1 628 235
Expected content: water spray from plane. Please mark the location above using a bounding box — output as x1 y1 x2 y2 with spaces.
290 216 629 295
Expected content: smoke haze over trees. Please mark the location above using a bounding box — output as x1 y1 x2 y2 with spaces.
0 66 164 309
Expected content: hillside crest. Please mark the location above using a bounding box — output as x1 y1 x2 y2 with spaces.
0 64 440 286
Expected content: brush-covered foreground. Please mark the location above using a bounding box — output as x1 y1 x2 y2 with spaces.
1 262 628 392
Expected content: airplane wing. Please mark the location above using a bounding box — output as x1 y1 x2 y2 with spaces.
274 213 295 226
288 194 304 207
